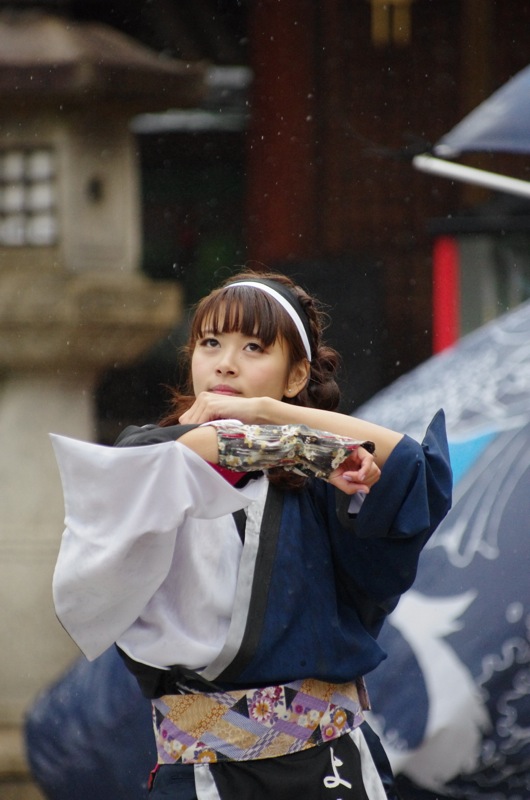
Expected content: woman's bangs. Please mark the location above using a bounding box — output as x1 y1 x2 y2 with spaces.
192 286 289 346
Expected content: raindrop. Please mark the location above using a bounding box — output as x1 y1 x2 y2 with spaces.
506 601 523 624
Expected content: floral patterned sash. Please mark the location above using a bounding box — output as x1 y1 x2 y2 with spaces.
152 677 369 765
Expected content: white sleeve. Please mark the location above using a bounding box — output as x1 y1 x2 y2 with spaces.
51 435 257 661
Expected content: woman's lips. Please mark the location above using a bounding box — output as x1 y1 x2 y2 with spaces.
209 385 241 395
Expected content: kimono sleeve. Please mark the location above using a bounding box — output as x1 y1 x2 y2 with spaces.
337 409 452 541
330 410 452 622
51 435 255 661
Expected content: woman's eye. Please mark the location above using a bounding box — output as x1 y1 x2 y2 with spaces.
199 337 219 348
245 341 264 352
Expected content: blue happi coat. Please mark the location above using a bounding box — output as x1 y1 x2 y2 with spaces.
112 410 451 695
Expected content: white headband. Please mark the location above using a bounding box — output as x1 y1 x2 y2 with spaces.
230 280 312 361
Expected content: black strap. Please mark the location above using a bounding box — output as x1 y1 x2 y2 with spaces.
232 509 247 543
116 646 222 697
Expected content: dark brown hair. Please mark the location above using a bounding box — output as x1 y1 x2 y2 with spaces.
161 270 341 489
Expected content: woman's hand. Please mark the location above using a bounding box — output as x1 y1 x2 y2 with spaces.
328 447 381 495
179 392 262 425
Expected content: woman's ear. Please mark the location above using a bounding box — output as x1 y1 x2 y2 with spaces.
285 359 310 398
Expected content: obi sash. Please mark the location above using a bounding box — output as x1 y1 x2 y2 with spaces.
152 677 369 765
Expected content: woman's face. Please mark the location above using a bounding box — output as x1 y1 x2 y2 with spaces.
191 327 294 401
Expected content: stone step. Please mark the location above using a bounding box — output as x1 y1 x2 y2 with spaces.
0 781 45 800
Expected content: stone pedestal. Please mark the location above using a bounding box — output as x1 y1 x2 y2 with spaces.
0 374 93 724
0 374 93 798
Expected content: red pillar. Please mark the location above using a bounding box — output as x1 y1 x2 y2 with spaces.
245 0 318 264
432 235 460 353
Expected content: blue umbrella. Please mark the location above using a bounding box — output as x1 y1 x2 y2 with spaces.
434 65 530 158
413 65 530 198
356 299 530 799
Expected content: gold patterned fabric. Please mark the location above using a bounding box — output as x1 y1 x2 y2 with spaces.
152 677 369 765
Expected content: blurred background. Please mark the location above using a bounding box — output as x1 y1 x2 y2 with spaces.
1 1 530 798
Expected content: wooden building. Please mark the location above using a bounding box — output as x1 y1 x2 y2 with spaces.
88 0 530 412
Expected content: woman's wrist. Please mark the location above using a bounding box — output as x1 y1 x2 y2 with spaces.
254 396 282 425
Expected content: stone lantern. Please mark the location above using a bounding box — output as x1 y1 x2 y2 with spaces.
0 9 205 790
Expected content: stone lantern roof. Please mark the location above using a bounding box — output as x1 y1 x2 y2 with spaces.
0 8 203 373
0 9 206 111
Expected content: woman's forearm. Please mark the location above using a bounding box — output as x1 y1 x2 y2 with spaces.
253 397 403 466
178 394 402 466
177 420 374 479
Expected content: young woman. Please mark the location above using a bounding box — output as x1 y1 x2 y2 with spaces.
52 271 452 800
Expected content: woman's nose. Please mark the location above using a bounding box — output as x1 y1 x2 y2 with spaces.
215 350 238 374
